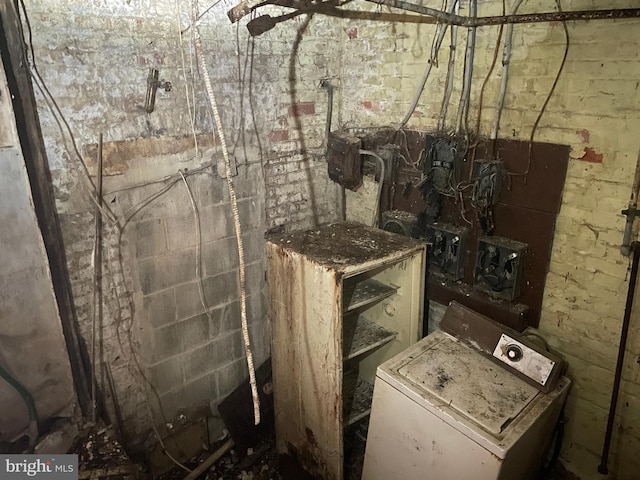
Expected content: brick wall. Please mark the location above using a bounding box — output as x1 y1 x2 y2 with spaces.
23 0 341 451
24 0 640 475
338 2 640 478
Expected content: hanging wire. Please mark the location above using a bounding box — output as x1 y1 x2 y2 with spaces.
399 0 459 127
490 0 525 146
179 170 214 323
176 0 200 158
509 0 570 177
18 0 118 225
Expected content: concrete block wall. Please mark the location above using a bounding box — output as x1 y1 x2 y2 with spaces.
22 0 341 450
337 1 640 478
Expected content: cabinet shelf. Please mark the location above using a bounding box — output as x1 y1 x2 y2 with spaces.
343 372 374 428
343 278 397 313
343 315 397 361
268 222 426 480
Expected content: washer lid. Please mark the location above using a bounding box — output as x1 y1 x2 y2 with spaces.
395 333 538 436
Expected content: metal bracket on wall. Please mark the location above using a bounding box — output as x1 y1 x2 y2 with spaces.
144 68 172 113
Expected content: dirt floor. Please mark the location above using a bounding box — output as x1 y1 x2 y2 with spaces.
74 423 581 480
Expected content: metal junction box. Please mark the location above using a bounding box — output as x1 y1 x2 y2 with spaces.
425 223 467 281
475 236 527 301
382 210 417 238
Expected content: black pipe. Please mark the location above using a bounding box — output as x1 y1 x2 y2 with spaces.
0 364 39 450
364 0 640 27
598 241 640 474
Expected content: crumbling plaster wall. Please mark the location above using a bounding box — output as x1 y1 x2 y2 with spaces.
338 1 640 478
23 0 341 450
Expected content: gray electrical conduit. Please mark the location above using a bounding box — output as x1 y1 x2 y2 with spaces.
437 0 460 132
0 364 38 450
191 1 260 424
360 150 386 227
399 0 459 128
320 79 334 154
490 0 524 142
455 0 477 132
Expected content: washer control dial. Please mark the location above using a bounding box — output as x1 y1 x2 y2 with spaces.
506 344 523 361
493 334 556 387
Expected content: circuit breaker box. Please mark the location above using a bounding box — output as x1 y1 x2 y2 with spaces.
425 223 467 281
474 236 527 301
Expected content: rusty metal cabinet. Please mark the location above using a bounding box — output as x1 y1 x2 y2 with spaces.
266 222 426 480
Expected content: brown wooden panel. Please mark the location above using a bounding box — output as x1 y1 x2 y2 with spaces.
428 278 529 332
377 131 569 329
493 139 570 214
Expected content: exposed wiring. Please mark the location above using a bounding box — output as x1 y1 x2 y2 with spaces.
399 0 458 127
510 0 570 177
191 0 260 425
103 160 214 196
176 0 199 158
467 0 505 178
437 0 460 132
180 0 227 34
491 0 524 144
247 33 265 168
18 0 118 226
471 0 505 153
179 170 214 322
360 150 386 227
125 326 192 473
232 20 253 157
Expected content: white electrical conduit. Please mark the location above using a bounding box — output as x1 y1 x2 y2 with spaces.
455 0 477 133
399 0 459 128
491 0 524 141
360 150 386 227
437 0 460 132
191 1 260 425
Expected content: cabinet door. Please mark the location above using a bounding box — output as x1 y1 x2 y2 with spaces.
268 246 344 480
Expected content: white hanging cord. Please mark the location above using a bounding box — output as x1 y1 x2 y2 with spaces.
179 170 214 321
190 1 260 425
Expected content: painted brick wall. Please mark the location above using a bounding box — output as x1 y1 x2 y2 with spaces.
337 2 640 478
22 0 341 451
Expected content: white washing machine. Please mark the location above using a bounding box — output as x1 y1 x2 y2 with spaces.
362 328 570 480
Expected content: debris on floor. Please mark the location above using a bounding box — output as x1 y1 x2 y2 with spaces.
74 424 145 479
68 420 580 480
